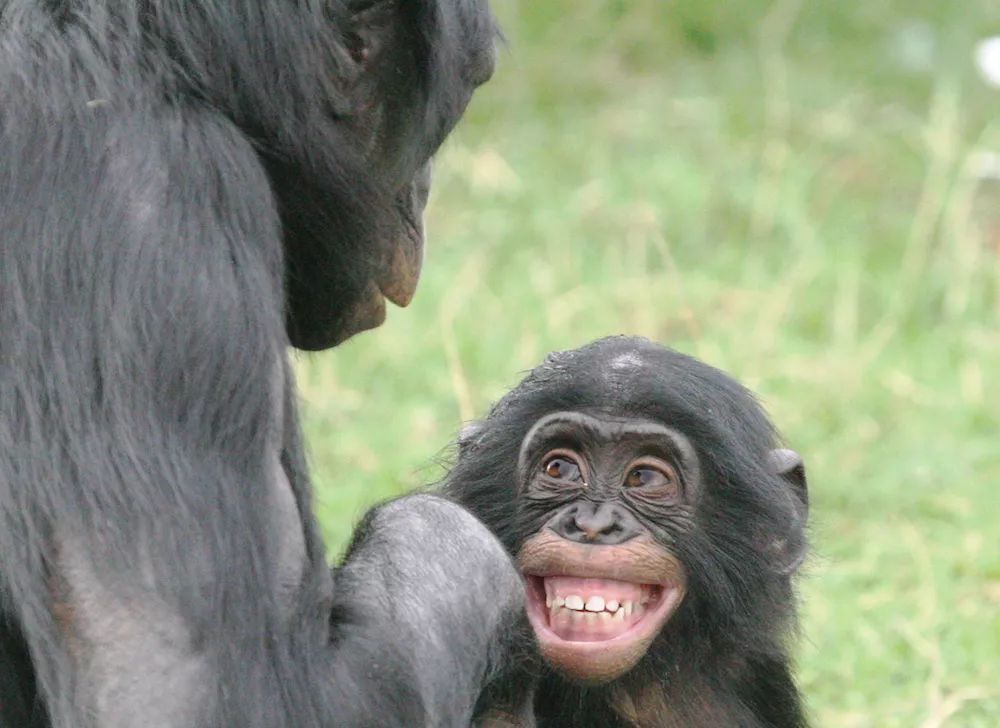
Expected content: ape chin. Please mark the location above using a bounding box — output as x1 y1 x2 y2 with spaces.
450 337 810 727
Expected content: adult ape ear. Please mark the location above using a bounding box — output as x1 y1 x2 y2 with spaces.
765 448 809 575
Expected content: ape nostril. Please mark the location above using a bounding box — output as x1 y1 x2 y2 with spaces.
575 515 620 540
552 504 638 544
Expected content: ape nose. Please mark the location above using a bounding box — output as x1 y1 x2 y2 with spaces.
552 503 641 546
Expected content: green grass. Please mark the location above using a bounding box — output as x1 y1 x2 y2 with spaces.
297 2 1000 725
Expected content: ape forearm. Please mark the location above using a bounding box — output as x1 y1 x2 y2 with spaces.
327 495 528 728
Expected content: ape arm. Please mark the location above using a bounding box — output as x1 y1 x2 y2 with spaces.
326 495 529 728
281 384 531 726
361 501 541 728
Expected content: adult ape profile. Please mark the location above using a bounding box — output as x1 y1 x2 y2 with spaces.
0 2 524 727
447 337 810 727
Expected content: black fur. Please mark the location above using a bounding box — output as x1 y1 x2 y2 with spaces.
446 336 809 727
0 2 518 727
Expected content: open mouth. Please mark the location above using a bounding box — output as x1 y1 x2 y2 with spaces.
526 575 681 644
527 576 679 642
523 573 683 682
516 531 687 682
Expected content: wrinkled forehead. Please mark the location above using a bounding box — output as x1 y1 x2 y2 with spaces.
517 411 698 470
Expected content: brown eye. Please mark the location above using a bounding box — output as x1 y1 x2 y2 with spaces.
624 462 678 496
541 452 583 483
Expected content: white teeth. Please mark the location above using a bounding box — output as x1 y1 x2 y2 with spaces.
585 612 598 623
599 612 611 623
548 592 643 618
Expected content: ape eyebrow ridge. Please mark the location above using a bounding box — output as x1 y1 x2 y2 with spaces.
518 411 699 477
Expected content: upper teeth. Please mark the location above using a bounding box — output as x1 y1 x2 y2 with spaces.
547 594 639 615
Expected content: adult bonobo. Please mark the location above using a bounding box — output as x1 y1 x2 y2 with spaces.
447 337 810 727
0 2 522 728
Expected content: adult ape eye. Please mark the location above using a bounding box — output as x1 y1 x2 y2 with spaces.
344 1 394 66
345 30 370 64
541 452 584 483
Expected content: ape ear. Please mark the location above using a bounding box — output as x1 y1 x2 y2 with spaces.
458 422 485 458
764 448 809 575
767 448 808 516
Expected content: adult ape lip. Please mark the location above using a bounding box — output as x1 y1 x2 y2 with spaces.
295 165 431 348
518 530 687 683
378 163 431 308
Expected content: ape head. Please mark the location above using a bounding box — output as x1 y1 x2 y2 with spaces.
446 337 808 686
277 0 497 349
160 0 498 349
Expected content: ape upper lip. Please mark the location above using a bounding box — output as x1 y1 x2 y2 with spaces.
522 566 675 585
517 531 684 585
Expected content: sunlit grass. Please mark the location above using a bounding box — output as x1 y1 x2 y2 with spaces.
298 2 1000 725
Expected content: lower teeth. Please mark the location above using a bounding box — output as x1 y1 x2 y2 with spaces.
549 604 639 620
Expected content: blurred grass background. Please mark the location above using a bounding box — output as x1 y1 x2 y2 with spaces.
297 1 1000 725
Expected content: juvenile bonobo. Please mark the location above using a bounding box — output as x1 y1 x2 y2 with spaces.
449 337 810 728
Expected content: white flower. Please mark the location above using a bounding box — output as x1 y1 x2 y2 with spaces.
975 37 1000 88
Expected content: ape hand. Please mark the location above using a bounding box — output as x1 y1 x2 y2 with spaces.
330 495 531 728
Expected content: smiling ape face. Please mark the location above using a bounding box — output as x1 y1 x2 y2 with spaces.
514 411 694 682
446 337 810 690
